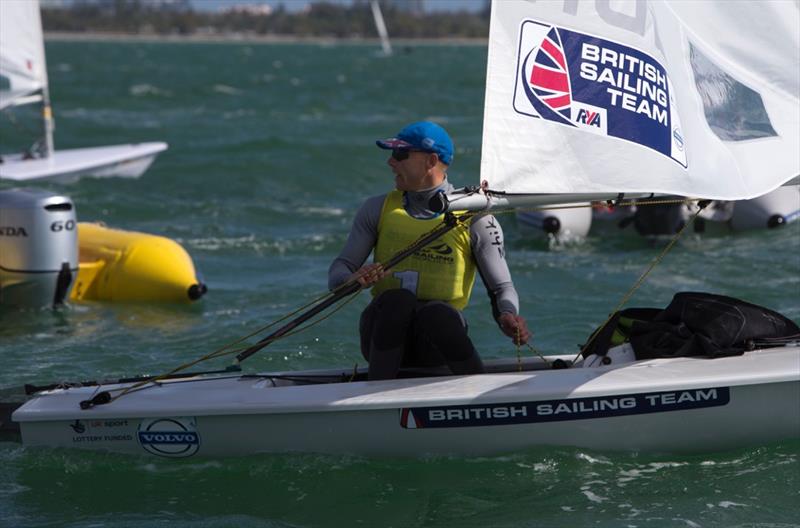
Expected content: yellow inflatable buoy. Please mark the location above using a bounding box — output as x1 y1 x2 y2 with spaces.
70 222 206 303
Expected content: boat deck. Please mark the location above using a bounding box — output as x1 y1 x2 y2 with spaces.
12 347 799 422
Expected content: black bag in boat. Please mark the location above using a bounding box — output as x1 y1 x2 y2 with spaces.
582 292 800 359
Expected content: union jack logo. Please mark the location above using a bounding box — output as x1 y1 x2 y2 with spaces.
529 27 571 120
400 408 422 429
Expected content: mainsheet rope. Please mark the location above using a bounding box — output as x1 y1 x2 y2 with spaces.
98 269 370 404
568 200 709 366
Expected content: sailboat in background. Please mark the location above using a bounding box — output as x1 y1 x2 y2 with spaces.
370 0 393 56
0 0 166 182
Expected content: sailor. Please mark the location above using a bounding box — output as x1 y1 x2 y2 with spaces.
328 121 531 380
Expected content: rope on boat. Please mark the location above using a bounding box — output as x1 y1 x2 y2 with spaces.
569 200 711 366
493 196 700 215
83 284 367 407
515 326 550 371
492 195 701 367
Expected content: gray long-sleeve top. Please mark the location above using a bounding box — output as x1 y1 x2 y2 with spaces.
328 181 521 320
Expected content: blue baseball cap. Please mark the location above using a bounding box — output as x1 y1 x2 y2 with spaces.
376 121 454 165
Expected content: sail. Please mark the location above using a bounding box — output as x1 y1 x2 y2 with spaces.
0 0 48 110
481 0 799 200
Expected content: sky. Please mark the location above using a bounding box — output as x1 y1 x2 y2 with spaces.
187 0 483 13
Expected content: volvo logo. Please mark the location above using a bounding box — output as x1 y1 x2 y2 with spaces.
137 417 200 458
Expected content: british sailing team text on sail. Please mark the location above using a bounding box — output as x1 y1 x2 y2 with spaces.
579 43 668 125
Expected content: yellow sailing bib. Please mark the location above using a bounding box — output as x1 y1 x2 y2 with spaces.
372 190 476 310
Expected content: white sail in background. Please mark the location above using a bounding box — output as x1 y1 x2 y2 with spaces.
481 0 799 200
370 0 393 56
0 0 49 110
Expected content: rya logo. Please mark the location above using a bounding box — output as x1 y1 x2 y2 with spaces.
576 108 601 127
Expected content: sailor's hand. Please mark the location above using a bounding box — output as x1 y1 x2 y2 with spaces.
498 313 531 345
353 263 387 287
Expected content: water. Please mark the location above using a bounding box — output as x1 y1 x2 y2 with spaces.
1 39 799 528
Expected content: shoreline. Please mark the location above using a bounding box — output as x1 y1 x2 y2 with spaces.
44 31 488 46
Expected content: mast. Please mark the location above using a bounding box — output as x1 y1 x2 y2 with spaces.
40 85 54 158
33 0 53 158
370 0 393 56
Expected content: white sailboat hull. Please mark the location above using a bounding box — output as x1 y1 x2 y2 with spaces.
13 347 799 457
0 142 167 183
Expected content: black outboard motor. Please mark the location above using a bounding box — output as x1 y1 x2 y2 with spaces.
0 189 78 308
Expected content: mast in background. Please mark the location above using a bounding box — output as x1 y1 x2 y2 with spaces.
370 0 393 56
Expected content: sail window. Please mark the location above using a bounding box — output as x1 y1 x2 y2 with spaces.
689 43 777 141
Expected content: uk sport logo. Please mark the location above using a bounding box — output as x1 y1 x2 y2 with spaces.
513 20 687 168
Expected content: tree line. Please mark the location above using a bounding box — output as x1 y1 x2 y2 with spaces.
42 1 491 39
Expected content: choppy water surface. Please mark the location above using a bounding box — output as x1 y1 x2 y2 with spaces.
1 40 798 528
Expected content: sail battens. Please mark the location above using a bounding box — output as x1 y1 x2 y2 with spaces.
484 1 799 201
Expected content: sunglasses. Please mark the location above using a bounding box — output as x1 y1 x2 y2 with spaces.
391 149 421 161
